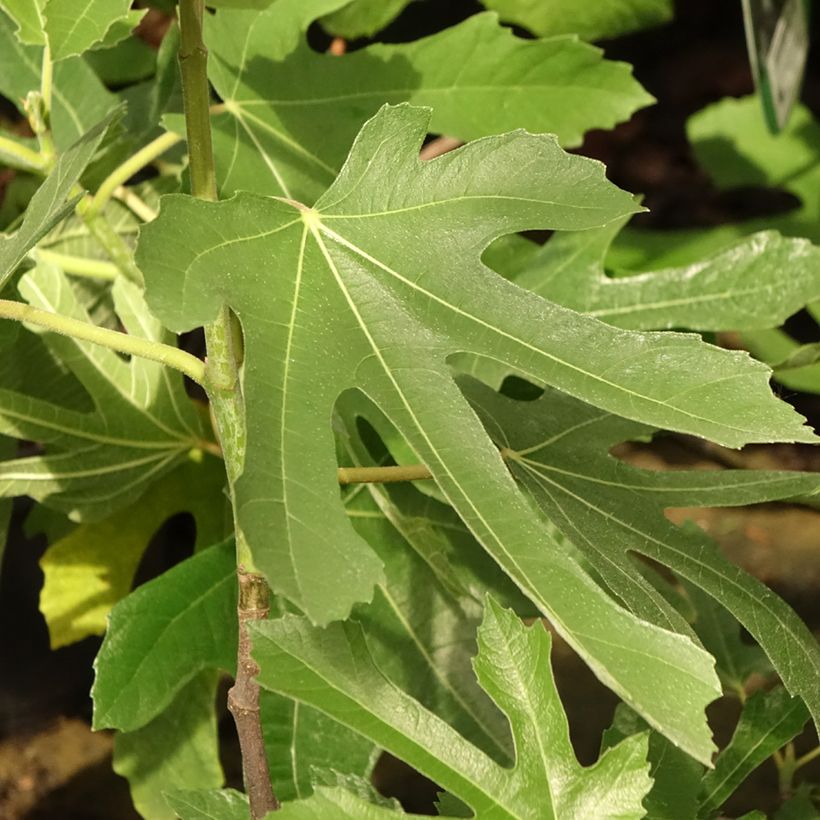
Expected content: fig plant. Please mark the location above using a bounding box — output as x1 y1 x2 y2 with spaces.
0 0 817 818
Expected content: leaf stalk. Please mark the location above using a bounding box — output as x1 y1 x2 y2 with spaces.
34 249 119 280
0 299 206 385
86 131 182 218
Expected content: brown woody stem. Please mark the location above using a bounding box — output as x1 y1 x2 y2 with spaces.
227 569 280 816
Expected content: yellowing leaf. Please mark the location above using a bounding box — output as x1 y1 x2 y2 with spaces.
40 455 230 648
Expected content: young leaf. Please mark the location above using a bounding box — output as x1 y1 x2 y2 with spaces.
205 11 652 200
92 539 237 731
458 378 820 732
481 0 674 40
138 104 814 629
0 266 207 519
252 599 653 819
113 671 224 820
492 219 820 332
39 455 230 648
699 688 810 815
0 110 117 289
163 789 250 820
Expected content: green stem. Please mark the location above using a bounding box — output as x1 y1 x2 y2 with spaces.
86 131 182 218
794 744 820 771
114 186 157 222
40 44 53 122
35 45 55 163
0 134 47 172
0 299 206 385
776 742 797 799
177 2 277 816
178 0 217 202
338 463 434 484
34 249 119 280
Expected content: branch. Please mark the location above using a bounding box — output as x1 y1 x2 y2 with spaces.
338 463 433 484
113 186 158 222
227 569 279 815
0 299 206 386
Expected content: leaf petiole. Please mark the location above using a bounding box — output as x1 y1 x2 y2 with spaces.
34 249 119 280
86 131 182 219
0 299 206 386
0 134 48 173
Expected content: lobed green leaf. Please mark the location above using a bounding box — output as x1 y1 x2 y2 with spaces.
206 11 652 200
459 378 820 733
251 598 653 819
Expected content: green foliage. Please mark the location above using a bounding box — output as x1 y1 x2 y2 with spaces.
481 0 674 40
699 689 810 816
0 110 116 287
39 455 230 647
113 671 224 820
0 1 818 817
204 11 651 200
93 539 238 730
602 705 704 820
459 378 820 728
488 220 820 332
320 0 410 38
164 788 251 820
252 599 653 819
0 267 208 519
0 11 120 148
